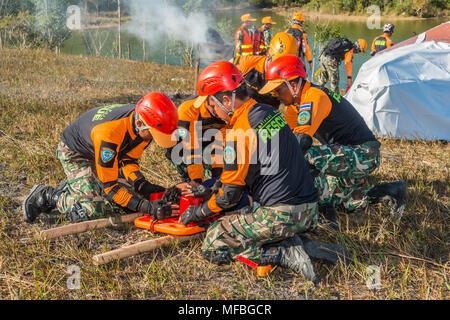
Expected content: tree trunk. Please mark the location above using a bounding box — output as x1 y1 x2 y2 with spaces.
118 0 121 59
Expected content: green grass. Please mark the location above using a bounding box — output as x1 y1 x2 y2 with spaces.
0 48 448 300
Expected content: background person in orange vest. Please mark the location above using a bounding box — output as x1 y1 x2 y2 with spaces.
235 32 298 108
234 13 257 63
254 16 276 56
370 23 395 56
285 12 313 72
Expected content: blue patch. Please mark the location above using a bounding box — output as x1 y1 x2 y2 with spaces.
223 146 236 164
177 127 188 139
101 148 115 163
298 110 311 125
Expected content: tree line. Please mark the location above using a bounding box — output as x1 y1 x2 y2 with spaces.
0 0 447 52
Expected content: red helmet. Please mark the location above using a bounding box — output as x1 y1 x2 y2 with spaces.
259 54 306 94
194 61 244 108
135 92 178 148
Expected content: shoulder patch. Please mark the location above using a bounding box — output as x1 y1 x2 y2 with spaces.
297 102 313 126
98 141 118 168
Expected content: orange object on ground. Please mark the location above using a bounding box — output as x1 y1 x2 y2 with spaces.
134 195 206 236
236 255 272 277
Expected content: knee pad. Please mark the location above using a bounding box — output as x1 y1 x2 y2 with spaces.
65 201 89 223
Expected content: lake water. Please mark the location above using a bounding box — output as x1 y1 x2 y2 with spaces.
62 9 448 91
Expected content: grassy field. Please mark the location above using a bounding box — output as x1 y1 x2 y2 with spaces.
0 48 448 300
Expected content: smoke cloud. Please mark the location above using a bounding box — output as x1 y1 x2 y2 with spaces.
125 0 211 45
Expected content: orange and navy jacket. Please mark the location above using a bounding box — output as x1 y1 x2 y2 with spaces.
371 34 394 55
236 55 280 108
203 99 318 216
253 27 267 55
284 81 377 145
61 104 153 212
235 26 254 57
176 98 227 183
344 49 354 78
285 24 312 64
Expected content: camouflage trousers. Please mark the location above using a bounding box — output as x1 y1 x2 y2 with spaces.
56 141 124 219
201 202 318 263
305 141 381 212
317 55 340 93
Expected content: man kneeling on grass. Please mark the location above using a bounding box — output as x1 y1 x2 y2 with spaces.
178 61 350 282
23 92 179 224
259 54 406 226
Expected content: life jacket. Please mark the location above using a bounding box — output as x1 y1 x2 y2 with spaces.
235 26 254 57
286 25 305 58
322 38 354 61
253 28 267 55
373 34 392 53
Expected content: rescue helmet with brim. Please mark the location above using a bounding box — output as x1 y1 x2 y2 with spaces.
259 54 306 96
194 61 244 116
135 92 178 148
267 32 298 62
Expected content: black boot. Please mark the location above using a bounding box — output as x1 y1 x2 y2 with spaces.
318 203 338 230
261 234 316 282
22 185 63 223
299 235 352 266
367 180 406 220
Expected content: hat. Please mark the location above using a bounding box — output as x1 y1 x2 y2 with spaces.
241 14 256 22
262 16 276 24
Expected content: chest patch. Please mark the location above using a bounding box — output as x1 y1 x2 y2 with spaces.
223 146 236 164
297 103 313 126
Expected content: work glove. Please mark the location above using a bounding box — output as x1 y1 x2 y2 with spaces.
294 132 313 154
134 178 165 199
139 199 173 220
179 205 205 226
190 185 213 201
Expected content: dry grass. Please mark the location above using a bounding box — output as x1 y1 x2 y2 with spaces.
0 48 448 300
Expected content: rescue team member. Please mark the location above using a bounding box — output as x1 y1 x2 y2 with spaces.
253 16 276 56
166 96 228 184
235 32 298 108
23 93 179 223
259 55 407 221
371 23 395 56
285 12 313 72
317 37 367 93
180 61 319 281
234 14 257 64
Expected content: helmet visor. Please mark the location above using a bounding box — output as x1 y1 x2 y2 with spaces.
149 127 177 148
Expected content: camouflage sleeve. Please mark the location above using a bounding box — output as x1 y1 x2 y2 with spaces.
236 30 244 54
264 30 271 47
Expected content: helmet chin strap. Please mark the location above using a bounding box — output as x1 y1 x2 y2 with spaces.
134 113 152 131
284 78 303 99
211 91 236 117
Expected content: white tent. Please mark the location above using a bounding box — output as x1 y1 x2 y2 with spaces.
345 22 450 140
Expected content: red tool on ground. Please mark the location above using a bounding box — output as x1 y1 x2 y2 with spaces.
236 256 273 277
135 192 210 236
